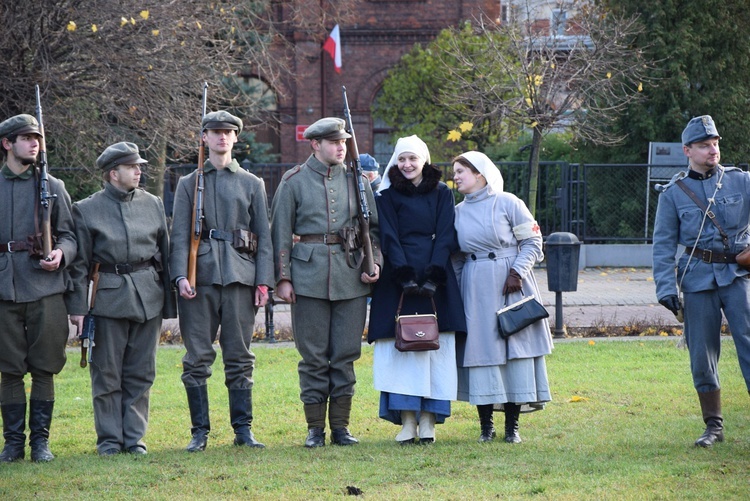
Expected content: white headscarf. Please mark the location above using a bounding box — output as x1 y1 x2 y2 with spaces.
378 135 431 192
459 151 504 194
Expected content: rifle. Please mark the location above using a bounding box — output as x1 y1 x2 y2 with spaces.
35 85 57 260
79 263 100 368
187 82 209 293
341 86 376 277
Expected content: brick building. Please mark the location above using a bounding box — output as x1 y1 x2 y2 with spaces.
254 1 500 167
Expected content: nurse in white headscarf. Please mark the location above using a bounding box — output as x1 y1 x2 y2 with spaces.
451 151 552 444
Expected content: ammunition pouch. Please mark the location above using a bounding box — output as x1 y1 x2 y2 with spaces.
338 226 364 269
233 229 258 255
27 233 47 259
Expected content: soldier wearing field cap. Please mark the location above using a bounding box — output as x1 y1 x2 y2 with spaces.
0 114 76 462
359 153 381 192
271 117 381 448
68 142 176 456
170 110 273 452
653 115 750 447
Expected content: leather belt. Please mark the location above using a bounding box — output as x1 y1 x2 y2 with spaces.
685 247 737 264
99 260 153 275
202 229 234 242
0 241 31 253
298 233 343 245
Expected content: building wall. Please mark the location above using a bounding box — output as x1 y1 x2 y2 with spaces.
272 0 499 164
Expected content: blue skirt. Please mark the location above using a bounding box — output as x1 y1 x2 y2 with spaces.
378 392 450 425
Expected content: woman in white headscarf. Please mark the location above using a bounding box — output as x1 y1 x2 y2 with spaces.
451 151 552 444
367 136 466 444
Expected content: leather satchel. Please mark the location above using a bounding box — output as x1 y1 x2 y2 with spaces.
394 293 439 352
737 246 750 270
496 291 549 339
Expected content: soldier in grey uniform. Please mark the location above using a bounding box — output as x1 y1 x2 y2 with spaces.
270 117 381 448
170 110 273 452
0 114 76 462
68 142 177 456
653 115 750 447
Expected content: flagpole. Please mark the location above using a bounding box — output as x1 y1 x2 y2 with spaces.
321 44 326 118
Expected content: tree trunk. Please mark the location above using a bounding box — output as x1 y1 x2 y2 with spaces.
145 134 167 199
527 126 543 218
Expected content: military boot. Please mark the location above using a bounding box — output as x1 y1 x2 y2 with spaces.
329 396 358 446
229 388 265 448
695 389 723 447
477 404 496 443
504 403 522 444
185 385 210 452
0 402 26 462
29 400 55 462
303 402 327 448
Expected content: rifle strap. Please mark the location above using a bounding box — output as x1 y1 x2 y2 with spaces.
675 179 730 250
343 169 364 270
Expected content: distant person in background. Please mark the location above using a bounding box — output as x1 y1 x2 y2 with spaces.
653 115 750 447
359 153 381 192
451 151 552 444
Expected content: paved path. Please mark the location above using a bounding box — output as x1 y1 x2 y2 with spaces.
254 267 678 339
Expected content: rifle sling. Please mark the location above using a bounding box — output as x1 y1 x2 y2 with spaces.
675 179 730 250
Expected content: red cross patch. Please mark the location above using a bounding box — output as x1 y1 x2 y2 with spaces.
532 223 541 234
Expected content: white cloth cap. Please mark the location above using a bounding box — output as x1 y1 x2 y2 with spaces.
379 135 431 192
459 151 504 194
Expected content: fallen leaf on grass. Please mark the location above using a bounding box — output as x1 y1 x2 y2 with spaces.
569 396 589 403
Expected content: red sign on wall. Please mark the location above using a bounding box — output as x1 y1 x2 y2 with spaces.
296 125 308 142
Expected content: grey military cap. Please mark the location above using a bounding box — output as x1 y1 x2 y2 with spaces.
202 110 243 134
682 115 721 145
0 114 43 139
96 142 148 171
303 117 351 141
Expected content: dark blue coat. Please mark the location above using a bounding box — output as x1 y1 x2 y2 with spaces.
367 165 466 342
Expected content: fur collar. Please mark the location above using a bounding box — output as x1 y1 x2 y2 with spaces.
388 163 442 194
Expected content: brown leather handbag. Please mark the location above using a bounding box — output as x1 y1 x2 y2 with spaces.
394 293 439 352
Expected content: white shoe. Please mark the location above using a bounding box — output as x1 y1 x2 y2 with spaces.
418 411 436 443
395 411 417 443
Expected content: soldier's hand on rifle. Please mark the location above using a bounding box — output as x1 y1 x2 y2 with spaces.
40 248 63 271
658 295 681 315
69 315 84 341
177 277 197 299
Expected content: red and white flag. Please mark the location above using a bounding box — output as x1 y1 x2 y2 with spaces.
323 25 342 73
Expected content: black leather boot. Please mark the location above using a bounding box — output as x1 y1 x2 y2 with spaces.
504 403 522 444
185 385 210 452
229 388 265 448
303 402 327 448
0 402 26 462
477 404 496 443
329 396 358 446
695 389 723 447
29 400 55 462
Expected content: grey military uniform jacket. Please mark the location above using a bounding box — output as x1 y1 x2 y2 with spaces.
270 154 381 300
68 183 177 321
0 165 76 303
169 159 273 288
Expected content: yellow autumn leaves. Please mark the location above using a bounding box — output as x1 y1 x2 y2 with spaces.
65 10 185 37
446 121 474 142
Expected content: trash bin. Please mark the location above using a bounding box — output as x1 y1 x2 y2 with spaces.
545 232 581 292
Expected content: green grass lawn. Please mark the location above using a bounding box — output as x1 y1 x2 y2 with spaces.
2 340 749 500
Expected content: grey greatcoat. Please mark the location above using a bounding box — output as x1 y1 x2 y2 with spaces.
0 165 76 376
169 159 273 389
68 182 175 453
270 153 381 405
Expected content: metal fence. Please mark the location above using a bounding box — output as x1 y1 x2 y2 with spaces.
151 161 750 244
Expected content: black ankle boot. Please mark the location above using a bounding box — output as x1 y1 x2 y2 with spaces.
0 402 26 462
29 400 55 462
504 403 522 444
477 405 496 442
229 388 265 448
185 385 210 452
